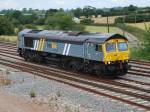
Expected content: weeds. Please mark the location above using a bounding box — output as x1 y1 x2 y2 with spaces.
29 89 36 98
56 90 62 97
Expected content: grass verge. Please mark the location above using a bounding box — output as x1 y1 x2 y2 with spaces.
127 22 150 30
0 36 17 43
131 49 150 61
117 24 146 41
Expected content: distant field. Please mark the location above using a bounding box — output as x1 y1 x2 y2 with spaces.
127 22 150 30
91 16 121 24
0 36 17 43
85 25 118 33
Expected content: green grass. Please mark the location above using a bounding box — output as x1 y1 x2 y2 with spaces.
85 25 118 33
117 24 146 41
131 48 150 61
127 22 150 30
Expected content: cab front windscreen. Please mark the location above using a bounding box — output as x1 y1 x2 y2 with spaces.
106 43 116 52
106 42 128 52
118 42 128 51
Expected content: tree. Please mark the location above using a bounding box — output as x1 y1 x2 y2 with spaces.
20 13 38 24
83 6 96 18
8 10 22 20
72 8 83 18
22 8 27 13
5 10 23 27
45 9 58 17
0 16 14 35
45 12 74 30
45 12 84 31
35 18 45 25
128 5 137 12
24 24 37 29
95 9 103 17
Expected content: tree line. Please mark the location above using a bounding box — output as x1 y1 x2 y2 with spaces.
0 9 84 35
0 5 150 35
115 14 150 23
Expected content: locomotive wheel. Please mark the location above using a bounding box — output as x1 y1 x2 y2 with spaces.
69 60 82 72
83 65 93 74
23 51 31 62
59 58 69 69
18 50 23 57
69 61 78 71
120 69 128 76
34 54 43 63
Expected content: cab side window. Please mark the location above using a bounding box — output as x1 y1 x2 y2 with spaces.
47 41 57 49
24 37 34 48
95 45 102 52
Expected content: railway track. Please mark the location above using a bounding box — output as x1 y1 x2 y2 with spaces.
130 60 150 67
0 42 150 110
0 58 150 111
1 51 150 88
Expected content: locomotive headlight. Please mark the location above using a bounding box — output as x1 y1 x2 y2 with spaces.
108 61 111 64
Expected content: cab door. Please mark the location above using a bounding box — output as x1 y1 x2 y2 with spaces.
86 43 103 61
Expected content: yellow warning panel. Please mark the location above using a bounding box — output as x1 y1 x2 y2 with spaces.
38 38 43 51
51 42 57 49
40 38 45 51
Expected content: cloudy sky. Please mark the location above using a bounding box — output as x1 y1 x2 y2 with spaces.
0 0 150 10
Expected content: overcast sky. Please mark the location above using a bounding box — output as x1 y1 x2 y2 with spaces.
0 0 150 10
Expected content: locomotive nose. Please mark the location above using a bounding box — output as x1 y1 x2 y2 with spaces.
105 53 129 64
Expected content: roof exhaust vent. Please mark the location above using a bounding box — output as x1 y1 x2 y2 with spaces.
28 30 42 33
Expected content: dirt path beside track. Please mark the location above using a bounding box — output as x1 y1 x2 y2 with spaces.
0 91 51 112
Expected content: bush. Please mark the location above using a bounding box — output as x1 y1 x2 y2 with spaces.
24 24 37 29
80 18 94 25
72 24 85 31
45 12 85 31
45 12 75 30
17 25 24 32
131 26 150 61
0 16 14 35
35 18 45 25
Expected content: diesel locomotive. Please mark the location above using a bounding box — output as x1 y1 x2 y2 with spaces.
18 29 130 76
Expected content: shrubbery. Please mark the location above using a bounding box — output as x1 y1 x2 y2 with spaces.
80 18 94 25
130 25 150 61
24 24 37 29
45 12 84 31
0 16 14 35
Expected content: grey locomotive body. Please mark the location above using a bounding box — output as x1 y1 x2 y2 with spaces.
18 29 130 76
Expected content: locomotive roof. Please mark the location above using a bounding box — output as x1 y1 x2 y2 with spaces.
19 29 128 44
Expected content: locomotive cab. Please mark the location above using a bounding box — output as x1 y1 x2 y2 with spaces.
104 39 129 64
102 37 130 75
